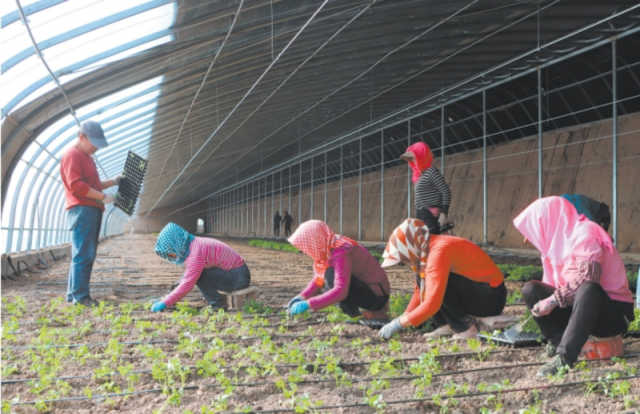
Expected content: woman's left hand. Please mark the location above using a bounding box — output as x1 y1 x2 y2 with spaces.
378 318 403 339
532 296 557 317
151 301 167 312
289 300 310 316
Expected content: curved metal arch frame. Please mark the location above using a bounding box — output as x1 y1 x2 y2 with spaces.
2 0 174 73
4 82 167 252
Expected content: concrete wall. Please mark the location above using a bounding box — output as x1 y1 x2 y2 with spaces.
1 244 71 279
212 113 639 252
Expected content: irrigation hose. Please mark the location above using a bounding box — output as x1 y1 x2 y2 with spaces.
10 371 640 409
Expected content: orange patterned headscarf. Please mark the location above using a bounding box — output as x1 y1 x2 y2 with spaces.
381 218 430 278
288 220 357 287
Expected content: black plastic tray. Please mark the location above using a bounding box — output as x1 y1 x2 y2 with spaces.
115 151 148 215
478 330 542 347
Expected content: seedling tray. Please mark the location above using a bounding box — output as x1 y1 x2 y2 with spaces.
115 151 148 215
478 330 542 347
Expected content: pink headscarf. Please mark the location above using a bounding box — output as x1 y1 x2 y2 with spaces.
288 220 357 286
513 196 614 286
405 142 434 183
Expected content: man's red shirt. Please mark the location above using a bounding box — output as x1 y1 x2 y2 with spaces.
60 146 104 211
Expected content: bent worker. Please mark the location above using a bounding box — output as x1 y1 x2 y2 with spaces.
286 220 390 321
400 142 451 234
378 218 506 340
151 222 251 311
514 196 634 376
561 193 611 231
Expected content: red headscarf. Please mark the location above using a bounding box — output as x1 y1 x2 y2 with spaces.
288 220 357 287
405 142 434 183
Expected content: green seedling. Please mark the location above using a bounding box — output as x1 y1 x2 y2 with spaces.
497 264 542 281
409 349 441 398
389 293 411 318
506 289 523 305
2 296 26 317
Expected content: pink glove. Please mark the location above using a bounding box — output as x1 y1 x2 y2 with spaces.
532 295 557 317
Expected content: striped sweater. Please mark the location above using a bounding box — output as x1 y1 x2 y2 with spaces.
163 237 245 306
414 167 451 214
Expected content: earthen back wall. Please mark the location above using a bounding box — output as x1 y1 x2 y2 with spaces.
211 113 638 252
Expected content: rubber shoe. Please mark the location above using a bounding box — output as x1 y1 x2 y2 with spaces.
76 296 99 307
545 342 557 357
451 324 478 340
537 355 569 377
423 324 454 339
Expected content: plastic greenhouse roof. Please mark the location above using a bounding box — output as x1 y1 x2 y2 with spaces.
2 0 640 231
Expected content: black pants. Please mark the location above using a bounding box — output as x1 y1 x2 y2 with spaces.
273 225 280 237
284 224 292 237
196 264 251 306
522 281 634 364
324 267 389 316
432 273 507 332
416 208 441 234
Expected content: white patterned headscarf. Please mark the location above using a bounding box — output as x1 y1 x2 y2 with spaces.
155 222 194 265
382 218 430 278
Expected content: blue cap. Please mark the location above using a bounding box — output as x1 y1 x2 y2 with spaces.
79 120 108 149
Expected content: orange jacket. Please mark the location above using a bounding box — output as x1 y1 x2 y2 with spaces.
403 235 503 327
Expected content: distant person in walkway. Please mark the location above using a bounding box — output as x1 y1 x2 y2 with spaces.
282 211 294 237
61 120 121 306
401 142 451 234
514 196 634 376
561 194 611 231
273 211 282 238
151 223 251 311
286 220 390 321
378 218 505 340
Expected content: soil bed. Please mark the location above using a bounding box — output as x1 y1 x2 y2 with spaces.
2 234 639 413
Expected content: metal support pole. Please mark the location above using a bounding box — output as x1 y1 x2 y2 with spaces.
279 170 283 217
251 182 255 235
537 67 543 198
298 162 302 225
310 157 314 218
358 136 362 240
264 178 267 237
288 166 292 215
441 106 445 171
339 145 343 234
407 119 411 217
271 174 275 236
380 130 384 240
482 90 488 244
612 39 618 246
324 152 327 222
246 184 249 235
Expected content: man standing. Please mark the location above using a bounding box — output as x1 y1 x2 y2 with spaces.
273 211 281 238
60 121 120 306
282 211 294 238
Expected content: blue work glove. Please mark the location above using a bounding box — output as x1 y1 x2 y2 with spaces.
289 300 310 316
287 295 304 310
378 317 403 340
151 301 166 312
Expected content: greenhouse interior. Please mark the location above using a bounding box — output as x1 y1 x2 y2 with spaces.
1 1 639 412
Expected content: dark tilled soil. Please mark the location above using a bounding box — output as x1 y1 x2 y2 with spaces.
2 234 639 413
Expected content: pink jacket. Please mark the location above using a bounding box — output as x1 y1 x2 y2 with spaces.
300 245 390 310
513 196 632 305
163 237 245 306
